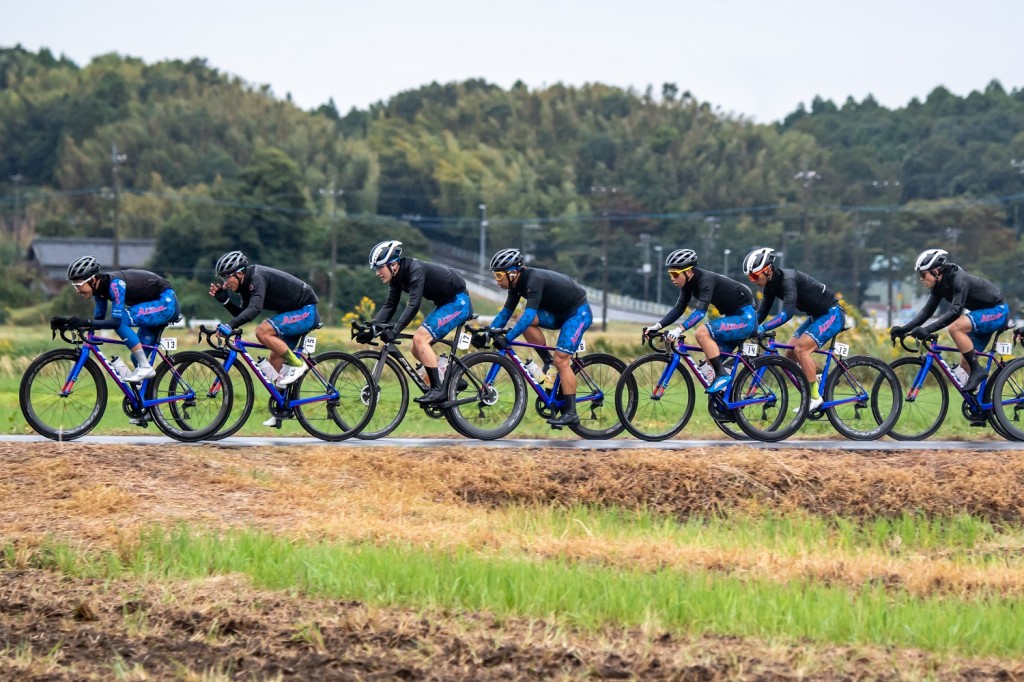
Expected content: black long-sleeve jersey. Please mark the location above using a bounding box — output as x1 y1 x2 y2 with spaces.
374 258 468 331
222 265 318 329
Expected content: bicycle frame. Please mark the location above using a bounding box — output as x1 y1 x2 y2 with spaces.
903 338 1001 411
662 337 781 412
217 335 339 409
486 338 608 413
760 333 868 412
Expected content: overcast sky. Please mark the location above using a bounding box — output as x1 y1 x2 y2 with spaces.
6 0 1023 123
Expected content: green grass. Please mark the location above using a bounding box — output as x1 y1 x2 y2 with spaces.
13 523 1024 657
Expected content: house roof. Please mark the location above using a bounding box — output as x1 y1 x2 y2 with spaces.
28 237 157 272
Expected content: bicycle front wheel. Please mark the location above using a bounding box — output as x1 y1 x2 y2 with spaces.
567 352 628 439
824 355 902 440
888 357 948 440
990 357 1024 441
204 349 254 440
354 350 409 440
148 351 233 442
444 351 526 440
20 349 107 440
731 355 807 442
294 351 376 441
615 354 694 441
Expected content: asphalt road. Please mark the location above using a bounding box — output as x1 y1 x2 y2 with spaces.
3 435 1024 451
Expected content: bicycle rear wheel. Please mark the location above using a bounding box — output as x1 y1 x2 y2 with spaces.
731 355 807 442
567 352 628 439
990 357 1024 441
824 355 902 440
203 349 254 439
149 351 233 442
887 357 948 440
354 350 409 440
20 349 107 440
615 355 694 441
294 351 376 441
444 351 526 440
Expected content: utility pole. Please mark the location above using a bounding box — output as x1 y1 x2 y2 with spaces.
653 245 663 304
637 233 652 301
478 203 488 276
10 173 23 237
111 143 127 269
319 180 344 316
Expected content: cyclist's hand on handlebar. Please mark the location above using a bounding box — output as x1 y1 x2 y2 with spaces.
216 323 233 337
755 324 767 339
377 325 397 343
642 323 661 340
491 330 510 350
909 326 930 341
354 328 374 344
666 326 684 342
67 316 89 329
888 325 906 342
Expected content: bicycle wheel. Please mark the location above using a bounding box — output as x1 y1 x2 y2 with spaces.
887 357 948 440
20 349 107 440
444 351 526 440
294 351 375 441
615 355 695 441
148 351 233 442
567 353 628 439
731 355 807 442
989 357 1024 441
354 350 409 440
824 355 902 440
203 349 254 440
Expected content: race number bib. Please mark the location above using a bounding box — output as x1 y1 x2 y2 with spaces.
303 336 317 353
159 337 177 351
742 342 759 357
576 338 586 353
834 342 849 357
457 330 472 350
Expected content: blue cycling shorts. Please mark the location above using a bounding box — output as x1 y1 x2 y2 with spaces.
967 302 1009 351
793 304 845 347
708 304 757 352
125 289 179 348
423 292 473 340
537 303 593 354
269 304 320 350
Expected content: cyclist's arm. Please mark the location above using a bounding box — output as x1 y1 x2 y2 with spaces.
507 308 538 340
922 281 967 332
226 274 267 328
492 291 521 329
679 280 714 331
90 280 126 329
657 290 687 328
901 293 940 332
392 268 426 331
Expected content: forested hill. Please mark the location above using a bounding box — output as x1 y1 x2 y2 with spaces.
2 45 1023 313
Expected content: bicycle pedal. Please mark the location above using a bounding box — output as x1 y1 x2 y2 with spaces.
969 420 987 427
549 423 564 430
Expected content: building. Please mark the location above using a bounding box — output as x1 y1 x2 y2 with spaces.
26 237 157 295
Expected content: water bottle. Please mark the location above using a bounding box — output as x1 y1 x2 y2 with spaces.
415 363 427 382
437 355 448 382
697 361 715 384
257 357 279 383
523 358 546 383
111 356 130 379
953 366 969 386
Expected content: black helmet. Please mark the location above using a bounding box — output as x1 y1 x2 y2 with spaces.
665 248 698 269
489 248 524 271
67 256 100 281
368 240 403 269
915 248 948 272
742 247 776 275
215 251 248 277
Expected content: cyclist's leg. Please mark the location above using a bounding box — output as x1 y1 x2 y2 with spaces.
705 305 757 388
959 303 1008 390
549 304 593 424
415 293 472 400
794 306 845 403
263 305 318 387
130 289 178 357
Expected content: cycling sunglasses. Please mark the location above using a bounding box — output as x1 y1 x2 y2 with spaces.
70 279 91 290
667 267 692 279
747 268 769 283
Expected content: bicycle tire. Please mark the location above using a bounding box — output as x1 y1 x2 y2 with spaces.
990 357 1024 441
202 349 255 440
148 351 233 442
731 355 807 442
615 355 695 441
888 357 948 440
354 350 410 440
20 349 107 441
564 353 628 439
443 351 526 440
294 351 376 441
824 355 902 440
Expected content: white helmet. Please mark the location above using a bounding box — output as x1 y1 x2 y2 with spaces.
914 248 948 272
369 240 403 269
742 247 776 275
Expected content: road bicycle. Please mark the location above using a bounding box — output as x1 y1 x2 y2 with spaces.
889 328 1022 441
20 316 232 441
197 324 375 441
350 319 478 439
463 326 630 439
758 330 902 440
614 331 809 442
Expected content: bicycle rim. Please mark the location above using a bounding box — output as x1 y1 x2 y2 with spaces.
148 351 233 442
567 353 628 439
615 355 694 441
294 351 375 441
354 350 409 440
20 349 107 440
732 355 807 442
205 349 254 440
825 356 902 440
990 358 1024 441
444 352 526 440
887 357 948 440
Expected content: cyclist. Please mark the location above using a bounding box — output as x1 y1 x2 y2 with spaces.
489 248 592 427
642 248 757 393
743 247 844 412
209 251 320 424
890 248 1009 393
360 240 473 403
66 255 178 383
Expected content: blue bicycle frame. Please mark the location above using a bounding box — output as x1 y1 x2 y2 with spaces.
486 339 599 413
218 336 339 409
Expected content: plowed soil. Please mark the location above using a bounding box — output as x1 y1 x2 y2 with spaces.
3 441 1024 680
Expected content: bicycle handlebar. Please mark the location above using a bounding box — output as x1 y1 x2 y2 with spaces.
49 316 90 344
197 324 237 350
